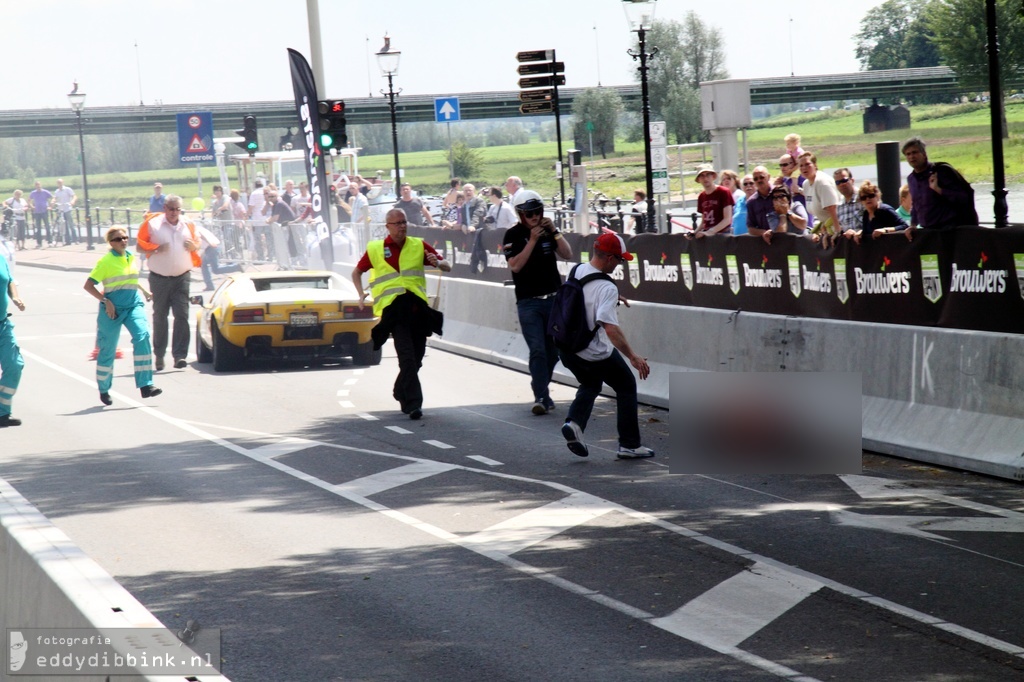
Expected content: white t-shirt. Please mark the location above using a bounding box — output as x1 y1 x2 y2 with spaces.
53 186 76 211
803 173 840 230
573 263 620 362
349 192 369 224
248 187 267 225
489 202 517 230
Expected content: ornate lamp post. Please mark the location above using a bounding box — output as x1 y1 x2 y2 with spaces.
376 36 402 188
623 0 658 233
67 86 94 249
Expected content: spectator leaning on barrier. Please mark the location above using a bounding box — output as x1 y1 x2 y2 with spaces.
775 154 810 226
136 195 201 371
798 152 842 248
834 168 861 231
745 166 775 238
558 232 654 460
902 136 977 232
351 208 450 420
461 184 487 233
502 190 572 416
692 165 734 239
846 181 908 245
762 185 808 245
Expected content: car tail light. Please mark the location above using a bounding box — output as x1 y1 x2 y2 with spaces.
342 305 374 319
232 308 265 323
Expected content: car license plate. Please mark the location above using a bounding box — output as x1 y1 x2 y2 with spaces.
290 312 318 326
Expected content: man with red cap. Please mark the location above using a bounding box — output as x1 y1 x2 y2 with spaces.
558 232 654 460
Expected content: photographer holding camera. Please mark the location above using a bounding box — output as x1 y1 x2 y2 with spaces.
502 190 573 416
486 186 517 230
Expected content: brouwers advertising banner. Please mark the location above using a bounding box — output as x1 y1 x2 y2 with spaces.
406 225 1024 334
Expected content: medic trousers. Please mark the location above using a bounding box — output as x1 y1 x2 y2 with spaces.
0 318 24 417
96 303 154 392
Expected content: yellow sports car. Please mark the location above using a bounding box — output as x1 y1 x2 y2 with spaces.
193 271 380 371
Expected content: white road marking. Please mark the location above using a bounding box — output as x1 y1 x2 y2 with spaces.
249 438 318 459
651 563 822 648
336 460 457 498
386 426 413 435
467 455 503 467
344 379 358 386
337 401 355 408
20 348 1024 678
356 413 378 421
423 440 455 450
462 492 614 556
17 333 96 341
336 389 350 397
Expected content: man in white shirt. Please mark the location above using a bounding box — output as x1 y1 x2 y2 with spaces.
798 152 841 247
52 178 78 244
247 179 268 260
505 176 524 208
136 196 200 371
557 233 654 460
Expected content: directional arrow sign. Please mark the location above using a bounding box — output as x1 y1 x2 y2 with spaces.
517 49 554 63
517 61 565 76
434 97 460 123
519 75 566 89
519 89 554 103
519 101 554 115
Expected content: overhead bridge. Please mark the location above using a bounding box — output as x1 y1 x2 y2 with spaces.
0 67 1010 139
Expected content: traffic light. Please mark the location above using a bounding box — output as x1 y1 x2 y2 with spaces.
235 115 258 155
318 100 347 150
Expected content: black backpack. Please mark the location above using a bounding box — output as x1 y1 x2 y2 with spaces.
933 162 979 226
547 264 613 353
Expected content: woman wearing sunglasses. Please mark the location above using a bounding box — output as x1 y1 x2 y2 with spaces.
83 227 162 406
844 181 909 245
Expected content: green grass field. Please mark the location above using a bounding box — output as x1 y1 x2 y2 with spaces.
5 101 1021 209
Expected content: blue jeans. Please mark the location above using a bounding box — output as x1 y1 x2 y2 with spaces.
61 210 77 243
517 296 558 404
557 347 641 449
201 245 242 289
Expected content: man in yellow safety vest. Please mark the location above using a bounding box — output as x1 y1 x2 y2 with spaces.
351 208 450 419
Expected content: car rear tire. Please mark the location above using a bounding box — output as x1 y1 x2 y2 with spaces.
196 326 212 364
212 320 244 372
353 340 382 366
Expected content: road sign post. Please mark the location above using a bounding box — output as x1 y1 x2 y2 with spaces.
516 49 566 218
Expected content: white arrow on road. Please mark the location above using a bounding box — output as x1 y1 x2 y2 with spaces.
439 101 456 120
832 474 1024 540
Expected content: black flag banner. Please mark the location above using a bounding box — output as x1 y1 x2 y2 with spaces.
287 48 333 266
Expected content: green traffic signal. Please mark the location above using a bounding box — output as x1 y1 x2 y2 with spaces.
319 132 334 148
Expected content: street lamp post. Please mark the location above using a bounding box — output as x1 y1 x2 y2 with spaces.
376 37 402 189
624 0 658 233
67 88 94 250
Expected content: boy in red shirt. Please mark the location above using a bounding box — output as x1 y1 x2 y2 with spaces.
693 165 734 239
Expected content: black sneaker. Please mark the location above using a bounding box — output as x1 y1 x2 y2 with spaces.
173 358 187 369
0 415 22 427
561 421 588 457
409 408 422 420
100 392 112 406
155 357 165 371
140 385 163 399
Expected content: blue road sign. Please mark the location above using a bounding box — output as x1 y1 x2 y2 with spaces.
434 97 460 123
176 112 215 164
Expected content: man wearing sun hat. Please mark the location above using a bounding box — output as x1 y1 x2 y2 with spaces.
692 164 734 239
558 232 654 460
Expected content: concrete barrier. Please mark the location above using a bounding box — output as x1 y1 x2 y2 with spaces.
0 478 231 682
428 275 1024 481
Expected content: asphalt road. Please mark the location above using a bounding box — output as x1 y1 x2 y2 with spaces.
4 266 1024 682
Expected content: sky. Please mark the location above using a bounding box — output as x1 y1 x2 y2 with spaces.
2 0 888 111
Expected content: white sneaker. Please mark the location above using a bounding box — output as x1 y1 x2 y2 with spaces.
561 421 588 457
616 445 655 460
